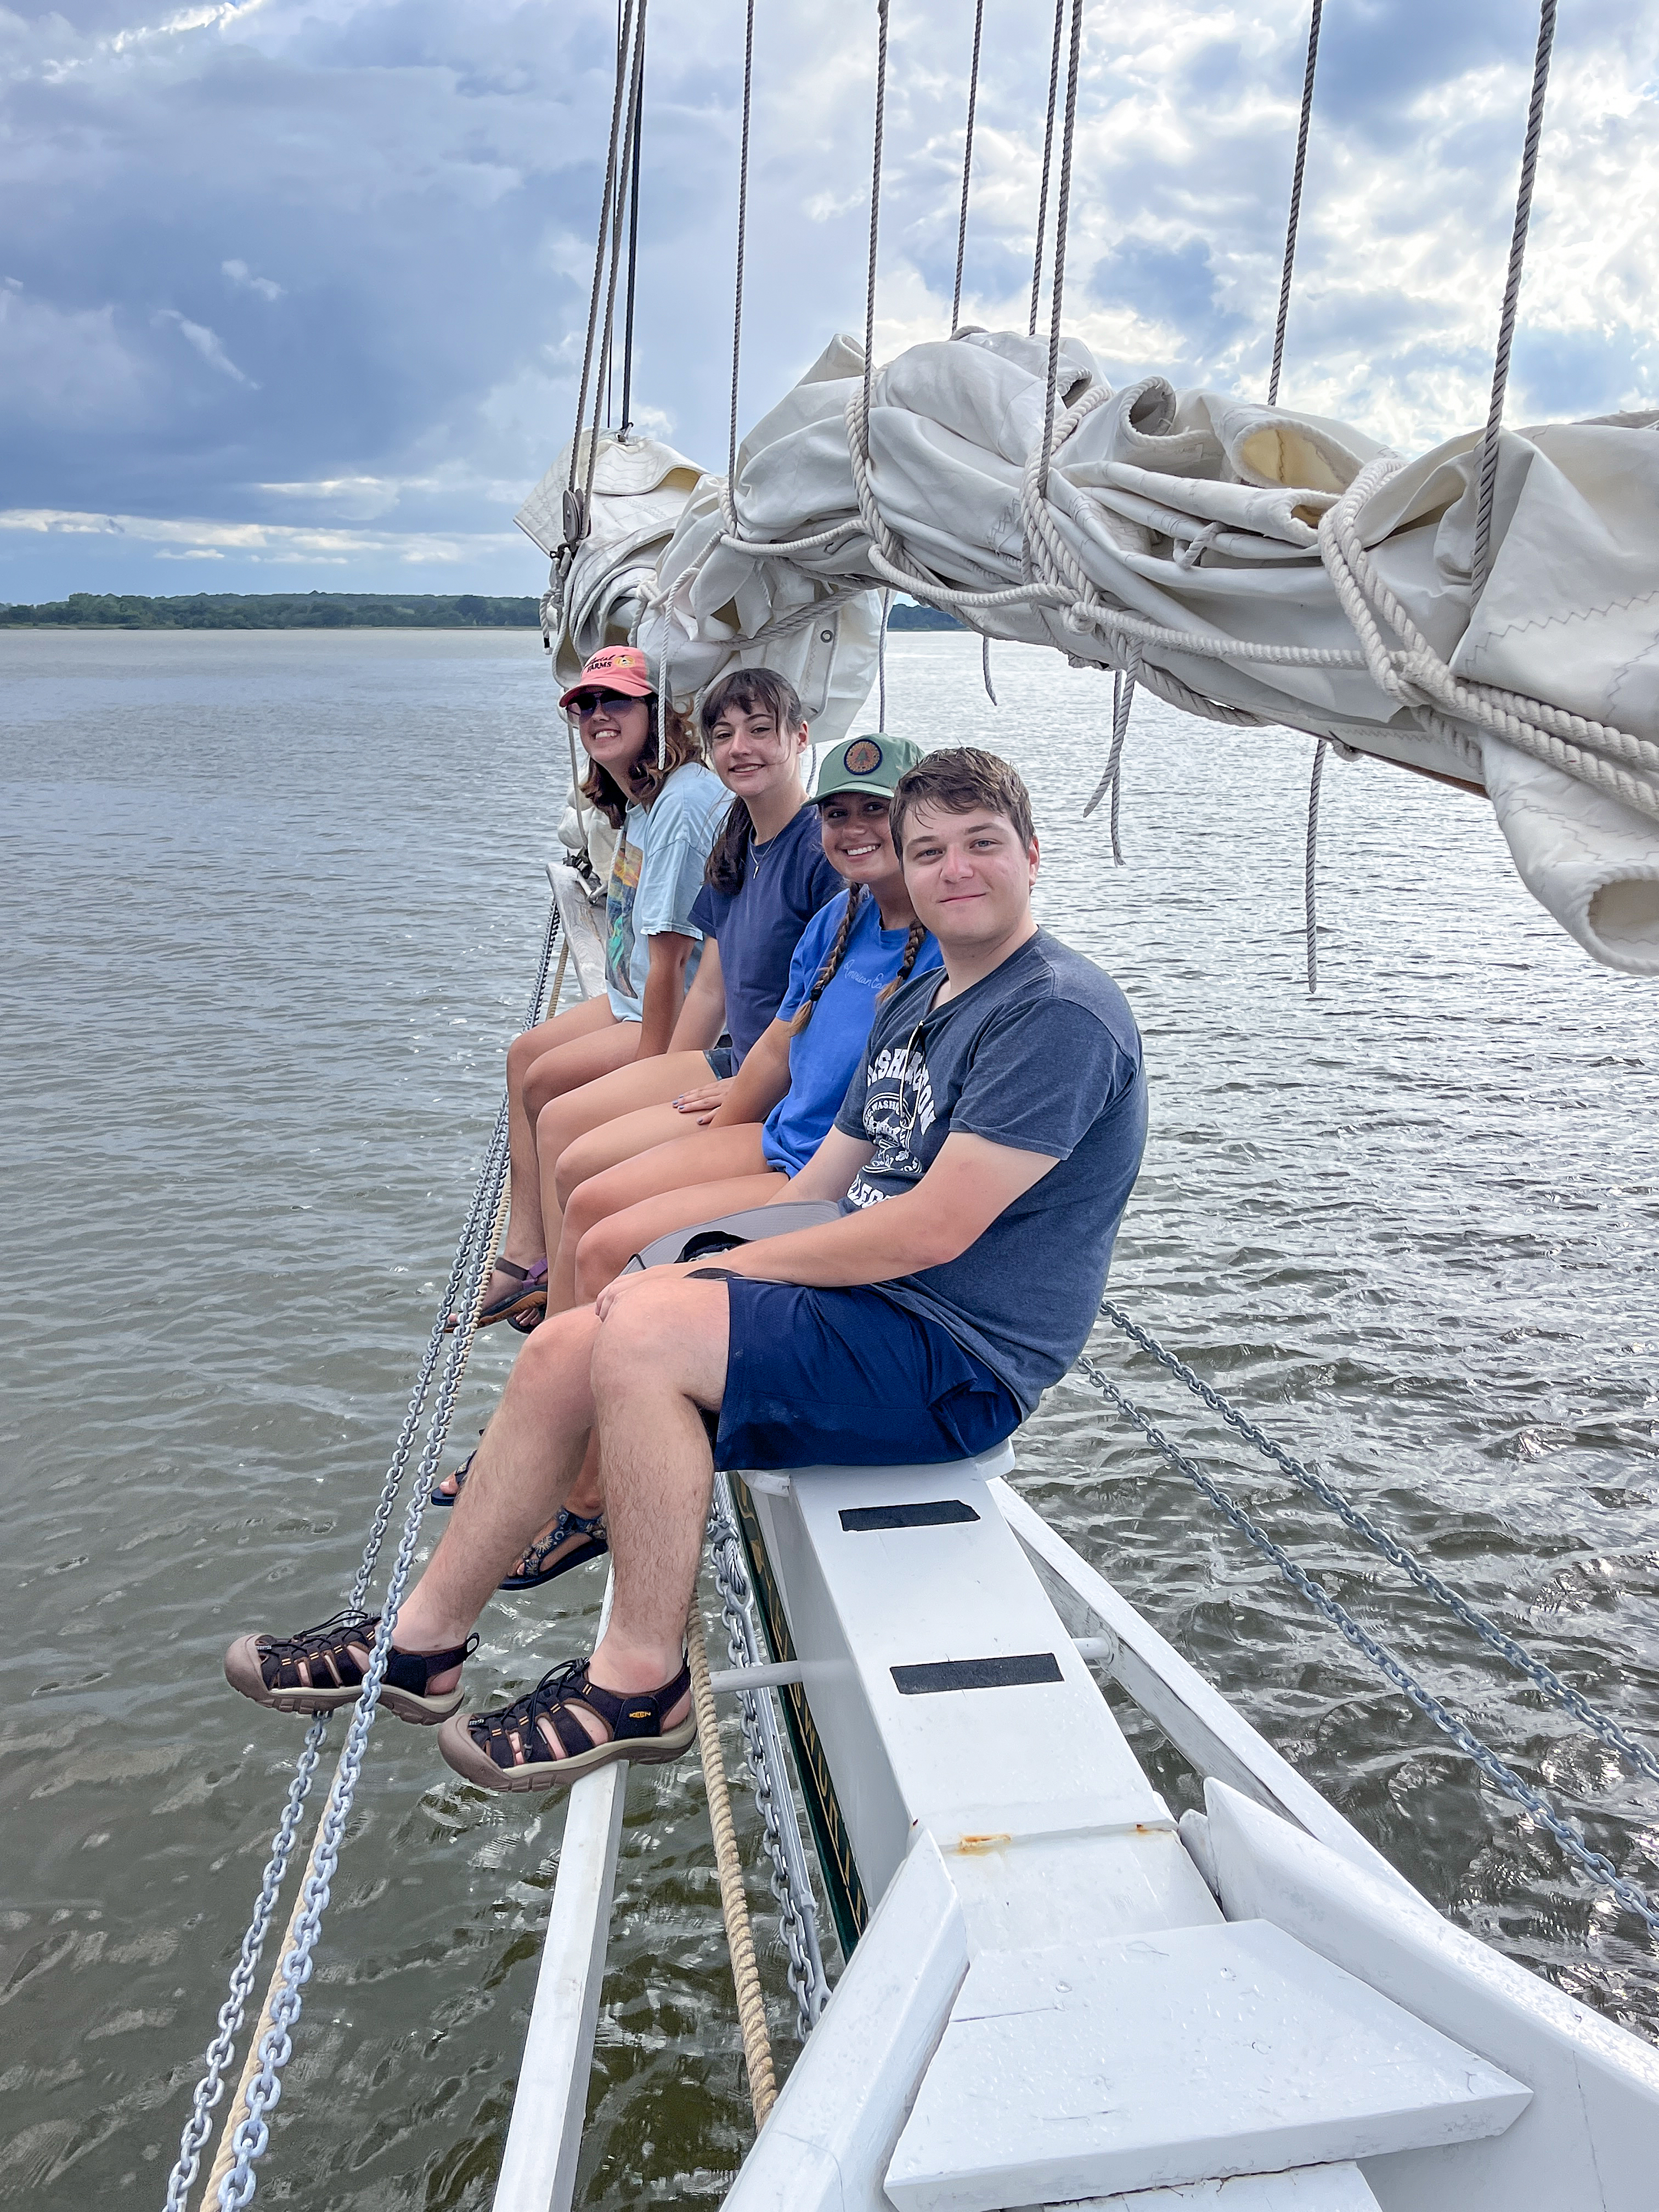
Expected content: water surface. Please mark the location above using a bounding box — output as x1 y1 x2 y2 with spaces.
2 627 1656 2205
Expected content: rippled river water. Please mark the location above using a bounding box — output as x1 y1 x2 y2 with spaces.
3 626 1657 2205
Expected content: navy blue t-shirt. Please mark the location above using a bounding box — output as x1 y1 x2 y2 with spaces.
834 929 1147 1414
690 803 843 1064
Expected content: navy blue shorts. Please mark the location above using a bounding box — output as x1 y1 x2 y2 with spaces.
715 1280 1022 1471
704 1042 737 1079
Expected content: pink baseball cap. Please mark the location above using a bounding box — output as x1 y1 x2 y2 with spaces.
558 644 655 711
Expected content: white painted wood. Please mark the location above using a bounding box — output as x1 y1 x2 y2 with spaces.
990 1479 1412 1894
492 1575 624 2212
747 1455 1173 1914
545 859 606 1001
1080 2168 1381 2208
1204 1781 1659 2212
720 1832 970 2212
884 1920 1528 2212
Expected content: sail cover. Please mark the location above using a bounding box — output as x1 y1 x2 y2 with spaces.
524 330 1659 976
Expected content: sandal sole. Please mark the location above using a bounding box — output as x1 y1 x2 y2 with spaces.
223 1636 463 1726
497 1536 609 1592
436 1711 697 1794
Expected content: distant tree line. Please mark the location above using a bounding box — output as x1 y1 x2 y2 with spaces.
1 589 964 633
0 591 542 629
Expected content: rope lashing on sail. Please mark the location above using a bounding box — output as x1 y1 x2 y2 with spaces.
1078 1325 1659 1938
161 902 565 2212
1029 0 1067 337
687 1603 779 2126
1267 0 1323 409
1472 0 1558 603
950 0 986 337
1096 1299 1659 1799
1304 736 1328 994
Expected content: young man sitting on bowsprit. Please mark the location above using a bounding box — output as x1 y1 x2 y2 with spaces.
224 748 1148 1792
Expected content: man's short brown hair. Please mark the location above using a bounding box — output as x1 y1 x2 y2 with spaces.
888 746 1036 856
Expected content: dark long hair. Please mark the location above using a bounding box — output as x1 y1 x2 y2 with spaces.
580 695 702 831
789 886 929 1033
700 666 806 893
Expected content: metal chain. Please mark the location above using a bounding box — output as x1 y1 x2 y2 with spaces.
1267 0 1322 408
950 0 986 336
1472 0 1558 602
1077 1353 1659 1936
708 1489 831 2038
1098 1300 1659 1793
162 901 562 2212
1304 734 1328 995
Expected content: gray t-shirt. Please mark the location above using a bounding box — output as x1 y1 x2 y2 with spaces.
833 928 1147 1415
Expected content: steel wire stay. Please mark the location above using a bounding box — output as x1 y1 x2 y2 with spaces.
1085 1302 1659 1936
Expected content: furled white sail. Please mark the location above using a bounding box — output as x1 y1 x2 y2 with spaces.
523 330 1659 974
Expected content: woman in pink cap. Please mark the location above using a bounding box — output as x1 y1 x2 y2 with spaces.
475 645 727 1331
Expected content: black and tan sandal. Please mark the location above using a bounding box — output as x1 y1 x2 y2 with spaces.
223 1611 477 1725
437 1655 694 1794
445 1258 548 1334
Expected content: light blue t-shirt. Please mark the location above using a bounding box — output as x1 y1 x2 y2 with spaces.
761 889 941 1175
605 762 729 1021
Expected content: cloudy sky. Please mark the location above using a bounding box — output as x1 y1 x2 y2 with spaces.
3 0 1656 601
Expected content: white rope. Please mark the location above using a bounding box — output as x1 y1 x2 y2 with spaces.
1304 735 1328 994
951 0 986 336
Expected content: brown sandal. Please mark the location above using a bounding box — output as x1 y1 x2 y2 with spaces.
437 1655 694 1794
224 1611 477 1725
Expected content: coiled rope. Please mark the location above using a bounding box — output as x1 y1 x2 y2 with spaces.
161 902 564 2212
1084 1301 1659 1934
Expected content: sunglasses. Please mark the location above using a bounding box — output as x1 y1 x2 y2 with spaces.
568 689 644 718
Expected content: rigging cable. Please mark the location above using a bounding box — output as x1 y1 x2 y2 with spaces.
562 0 638 550
1035 0 1083 507
618 16 647 437
579 0 650 554
1267 0 1323 408
1304 735 1328 992
950 0 986 336
727 0 758 507
1029 0 1066 337
1471 0 1558 602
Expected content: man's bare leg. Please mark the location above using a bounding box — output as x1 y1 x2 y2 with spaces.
386 1309 605 1686
585 1275 731 1707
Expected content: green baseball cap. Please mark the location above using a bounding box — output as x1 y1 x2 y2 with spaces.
814 732 923 803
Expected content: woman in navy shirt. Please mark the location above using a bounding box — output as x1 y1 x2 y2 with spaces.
520 667 842 1320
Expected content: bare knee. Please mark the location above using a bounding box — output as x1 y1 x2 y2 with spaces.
562 1175 607 1243
513 1304 601 1396
574 1221 631 1302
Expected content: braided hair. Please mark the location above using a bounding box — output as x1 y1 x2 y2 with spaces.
789 896 929 1033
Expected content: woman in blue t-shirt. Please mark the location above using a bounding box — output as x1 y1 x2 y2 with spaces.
523 665 842 1313
550 733 941 1307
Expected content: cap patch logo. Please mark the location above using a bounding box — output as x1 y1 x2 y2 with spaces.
844 738 883 775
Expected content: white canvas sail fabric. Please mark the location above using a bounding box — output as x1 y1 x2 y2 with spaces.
522 331 1659 973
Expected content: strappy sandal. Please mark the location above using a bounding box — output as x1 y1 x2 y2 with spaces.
430 1450 476 1509
437 1655 694 1795
498 1509 608 1590
445 1258 548 1334
223 1611 477 1725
